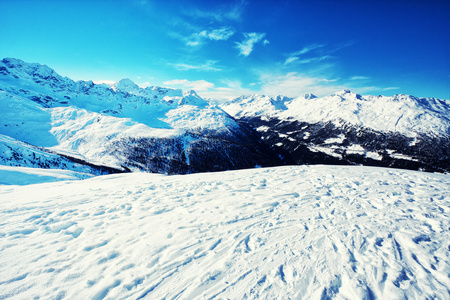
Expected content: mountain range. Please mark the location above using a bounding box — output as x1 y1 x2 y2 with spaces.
220 92 450 173
1 57 449 179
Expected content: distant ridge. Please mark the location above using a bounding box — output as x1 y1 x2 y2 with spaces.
1 57 449 175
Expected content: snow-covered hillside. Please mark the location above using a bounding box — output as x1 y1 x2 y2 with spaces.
0 165 449 299
222 91 450 137
0 58 278 174
0 133 121 179
1 57 449 175
221 92 450 172
0 165 93 185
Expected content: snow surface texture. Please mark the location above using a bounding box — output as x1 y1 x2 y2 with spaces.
0 165 449 299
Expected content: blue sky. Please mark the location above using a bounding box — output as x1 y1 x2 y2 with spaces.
1 0 449 100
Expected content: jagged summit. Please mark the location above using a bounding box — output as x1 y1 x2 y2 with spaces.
223 94 292 117
0 57 71 89
113 78 140 92
221 90 450 137
0 57 212 112
304 93 317 99
333 89 352 95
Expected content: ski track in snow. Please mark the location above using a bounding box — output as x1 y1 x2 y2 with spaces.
0 165 449 299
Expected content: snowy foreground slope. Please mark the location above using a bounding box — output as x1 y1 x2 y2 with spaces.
1 166 449 299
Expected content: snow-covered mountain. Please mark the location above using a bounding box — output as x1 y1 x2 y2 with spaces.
0 134 121 175
221 91 450 172
1 57 449 176
0 58 280 174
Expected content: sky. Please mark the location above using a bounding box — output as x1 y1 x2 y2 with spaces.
1 0 449 100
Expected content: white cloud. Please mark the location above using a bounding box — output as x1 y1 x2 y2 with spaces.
296 55 331 64
294 44 326 56
198 80 255 101
224 0 248 21
235 32 266 56
163 79 215 91
259 72 347 97
187 27 235 46
321 78 340 83
350 76 370 80
284 44 326 65
205 27 235 40
263 39 270 46
258 72 402 98
186 41 200 47
284 57 298 65
171 60 221 72
381 86 400 91
139 81 153 88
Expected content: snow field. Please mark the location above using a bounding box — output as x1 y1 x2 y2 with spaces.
0 165 93 185
0 165 449 299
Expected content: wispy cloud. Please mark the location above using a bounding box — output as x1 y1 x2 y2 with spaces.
258 71 401 98
259 72 347 97
350 76 370 80
188 0 248 22
284 57 298 65
235 32 267 56
331 40 358 53
198 79 255 101
206 27 235 40
284 44 326 65
297 55 331 64
187 27 235 46
170 60 221 72
163 79 214 91
294 44 325 56
284 55 331 65
381 86 400 91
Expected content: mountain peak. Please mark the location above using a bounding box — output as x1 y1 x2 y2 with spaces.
331 89 365 101
304 93 317 100
333 89 352 96
114 78 139 92
183 89 199 97
1 57 58 79
2 57 25 67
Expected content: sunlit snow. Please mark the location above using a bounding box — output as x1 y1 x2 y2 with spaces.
1 165 449 299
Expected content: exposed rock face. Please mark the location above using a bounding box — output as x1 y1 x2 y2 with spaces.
238 116 449 173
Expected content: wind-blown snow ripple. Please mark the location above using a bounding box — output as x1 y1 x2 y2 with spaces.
0 165 449 299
